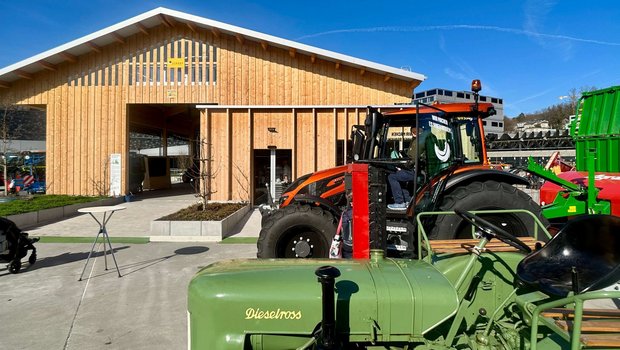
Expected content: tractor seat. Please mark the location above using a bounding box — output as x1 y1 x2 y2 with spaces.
517 215 620 297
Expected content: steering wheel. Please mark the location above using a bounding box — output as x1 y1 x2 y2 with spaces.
454 209 531 254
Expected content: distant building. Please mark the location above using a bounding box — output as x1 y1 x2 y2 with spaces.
412 88 505 134
515 120 555 133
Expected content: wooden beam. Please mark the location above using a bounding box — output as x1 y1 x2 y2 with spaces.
260 41 268 51
87 41 102 53
235 34 244 45
15 70 33 80
60 52 78 63
112 32 126 44
136 22 149 35
335 62 340 70
211 27 220 38
0 81 10 88
289 48 296 58
186 22 197 33
384 75 391 82
159 14 174 28
359 68 366 76
38 60 57 71
310 54 316 63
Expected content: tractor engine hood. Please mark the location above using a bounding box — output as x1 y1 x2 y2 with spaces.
188 254 459 349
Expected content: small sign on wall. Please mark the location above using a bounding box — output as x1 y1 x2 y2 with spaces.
110 153 122 197
167 90 177 99
167 57 185 68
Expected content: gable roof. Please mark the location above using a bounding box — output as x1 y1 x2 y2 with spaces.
0 7 426 86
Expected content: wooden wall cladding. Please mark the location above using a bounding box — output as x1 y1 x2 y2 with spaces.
0 22 417 195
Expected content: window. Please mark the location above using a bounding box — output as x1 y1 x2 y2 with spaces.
482 121 487 126
457 92 465 98
444 90 453 96
499 122 503 127
336 140 345 165
480 96 487 102
428 89 437 95
491 122 498 127
466 94 471 99
498 99 503 104
415 92 425 99
491 98 498 103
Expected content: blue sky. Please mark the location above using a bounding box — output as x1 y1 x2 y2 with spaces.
1 0 619 116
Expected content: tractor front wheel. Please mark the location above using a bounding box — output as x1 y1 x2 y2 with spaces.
257 204 336 258
430 180 547 240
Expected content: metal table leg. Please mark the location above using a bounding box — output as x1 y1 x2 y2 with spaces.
78 211 122 281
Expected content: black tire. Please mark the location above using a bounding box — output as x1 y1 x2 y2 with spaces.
9 260 21 274
430 180 547 240
28 253 36 265
257 204 336 258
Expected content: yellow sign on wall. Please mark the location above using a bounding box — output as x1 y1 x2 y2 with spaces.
167 90 177 99
167 58 185 68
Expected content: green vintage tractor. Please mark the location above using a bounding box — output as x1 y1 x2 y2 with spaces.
188 164 620 349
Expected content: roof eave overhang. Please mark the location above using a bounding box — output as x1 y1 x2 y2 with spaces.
0 7 426 84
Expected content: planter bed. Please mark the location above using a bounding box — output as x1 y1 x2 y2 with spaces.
150 203 250 242
4 197 123 229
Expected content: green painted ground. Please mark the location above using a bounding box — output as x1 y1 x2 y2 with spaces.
35 236 257 244
219 237 258 244
37 236 150 244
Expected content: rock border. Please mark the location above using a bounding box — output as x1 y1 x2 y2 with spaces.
150 204 251 242
4 197 124 229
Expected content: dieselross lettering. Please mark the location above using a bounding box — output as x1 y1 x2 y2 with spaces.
244 307 302 320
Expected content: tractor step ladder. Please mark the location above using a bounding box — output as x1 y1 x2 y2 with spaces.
541 308 620 348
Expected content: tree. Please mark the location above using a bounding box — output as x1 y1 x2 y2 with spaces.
195 138 218 211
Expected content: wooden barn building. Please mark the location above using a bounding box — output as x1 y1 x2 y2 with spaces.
0 8 425 204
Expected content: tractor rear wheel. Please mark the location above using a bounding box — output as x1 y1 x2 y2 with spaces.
257 204 336 258
430 180 547 240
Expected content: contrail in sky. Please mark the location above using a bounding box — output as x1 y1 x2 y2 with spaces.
296 25 620 46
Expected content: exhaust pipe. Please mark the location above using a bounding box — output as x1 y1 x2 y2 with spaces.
315 266 341 349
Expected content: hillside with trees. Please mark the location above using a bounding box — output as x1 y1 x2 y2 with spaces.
503 86 597 131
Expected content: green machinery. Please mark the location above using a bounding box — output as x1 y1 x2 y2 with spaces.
188 209 620 349
526 153 610 219
526 86 620 219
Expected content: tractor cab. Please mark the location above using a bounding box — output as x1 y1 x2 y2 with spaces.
342 100 499 258
258 80 543 259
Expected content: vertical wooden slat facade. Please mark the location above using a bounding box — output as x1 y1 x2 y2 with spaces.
0 18 419 197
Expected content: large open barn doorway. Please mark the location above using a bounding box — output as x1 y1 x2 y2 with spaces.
0 105 46 196
126 104 200 196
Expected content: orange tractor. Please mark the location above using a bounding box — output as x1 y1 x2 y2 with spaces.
258 81 545 258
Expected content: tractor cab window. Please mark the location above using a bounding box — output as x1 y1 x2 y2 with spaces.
455 117 482 163
384 126 415 158
418 114 454 176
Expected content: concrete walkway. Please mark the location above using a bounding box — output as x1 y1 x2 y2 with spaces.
1 241 256 350
2 185 262 350
28 184 263 239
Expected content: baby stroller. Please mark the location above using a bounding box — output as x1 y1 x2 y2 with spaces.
0 217 39 274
